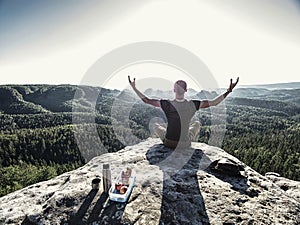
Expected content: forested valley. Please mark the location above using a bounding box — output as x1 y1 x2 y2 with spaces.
0 84 299 196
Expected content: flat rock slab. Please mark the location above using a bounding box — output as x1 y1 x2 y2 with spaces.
0 138 299 224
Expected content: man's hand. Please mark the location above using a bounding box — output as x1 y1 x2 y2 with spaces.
227 77 239 93
127 75 161 107
128 75 136 89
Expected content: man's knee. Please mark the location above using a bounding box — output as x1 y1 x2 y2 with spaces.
153 123 166 141
190 121 201 130
189 121 201 141
193 121 201 126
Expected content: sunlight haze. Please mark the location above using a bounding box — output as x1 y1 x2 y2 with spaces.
0 0 299 90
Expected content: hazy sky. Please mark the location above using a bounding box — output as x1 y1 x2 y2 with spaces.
0 0 299 90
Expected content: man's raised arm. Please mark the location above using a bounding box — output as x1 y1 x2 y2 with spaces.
199 77 239 109
128 76 161 107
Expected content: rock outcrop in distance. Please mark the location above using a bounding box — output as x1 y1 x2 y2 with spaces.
0 138 299 225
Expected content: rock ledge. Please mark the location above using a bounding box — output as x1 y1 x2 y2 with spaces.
0 138 299 224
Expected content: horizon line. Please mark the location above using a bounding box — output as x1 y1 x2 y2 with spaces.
1 80 299 91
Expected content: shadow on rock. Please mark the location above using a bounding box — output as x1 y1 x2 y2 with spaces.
146 144 211 225
206 159 255 197
95 200 130 225
68 189 99 225
67 189 131 225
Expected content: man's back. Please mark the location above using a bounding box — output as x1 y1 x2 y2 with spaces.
160 99 200 142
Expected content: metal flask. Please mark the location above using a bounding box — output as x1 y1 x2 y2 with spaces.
102 164 111 193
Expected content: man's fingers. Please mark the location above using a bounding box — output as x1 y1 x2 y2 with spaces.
128 75 135 83
233 77 239 87
128 75 136 86
232 77 239 90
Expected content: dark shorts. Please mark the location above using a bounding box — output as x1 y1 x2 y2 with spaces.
163 138 191 149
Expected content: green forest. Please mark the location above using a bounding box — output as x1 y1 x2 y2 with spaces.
0 84 299 197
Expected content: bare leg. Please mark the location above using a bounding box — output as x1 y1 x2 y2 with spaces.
153 123 166 142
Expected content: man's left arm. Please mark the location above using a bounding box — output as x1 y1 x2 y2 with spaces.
199 77 239 109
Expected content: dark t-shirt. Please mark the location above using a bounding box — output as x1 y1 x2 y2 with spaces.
160 99 200 142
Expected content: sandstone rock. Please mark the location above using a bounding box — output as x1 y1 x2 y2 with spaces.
0 138 299 225
265 172 300 202
265 172 280 177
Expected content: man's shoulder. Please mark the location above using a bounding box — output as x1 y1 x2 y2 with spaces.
160 99 172 110
160 99 169 105
160 99 201 105
191 99 201 104
181 99 201 104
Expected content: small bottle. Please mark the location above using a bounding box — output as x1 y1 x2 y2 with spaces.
121 171 127 185
102 164 111 193
121 167 131 186
126 167 132 177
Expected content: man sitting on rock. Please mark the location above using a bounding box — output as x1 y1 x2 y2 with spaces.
128 76 239 149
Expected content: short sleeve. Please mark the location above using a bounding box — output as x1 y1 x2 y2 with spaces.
160 99 169 112
192 100 201 111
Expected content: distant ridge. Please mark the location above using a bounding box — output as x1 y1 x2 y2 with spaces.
240 81 300 90
1 83 299 114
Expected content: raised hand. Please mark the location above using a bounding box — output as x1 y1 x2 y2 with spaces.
128 75 136 89
227 77 239 92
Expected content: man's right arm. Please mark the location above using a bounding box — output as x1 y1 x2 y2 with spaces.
128 76 161 107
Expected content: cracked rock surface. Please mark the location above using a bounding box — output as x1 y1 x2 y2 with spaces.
0 138 299 225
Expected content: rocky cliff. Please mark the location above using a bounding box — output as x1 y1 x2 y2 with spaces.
0 138 299 225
